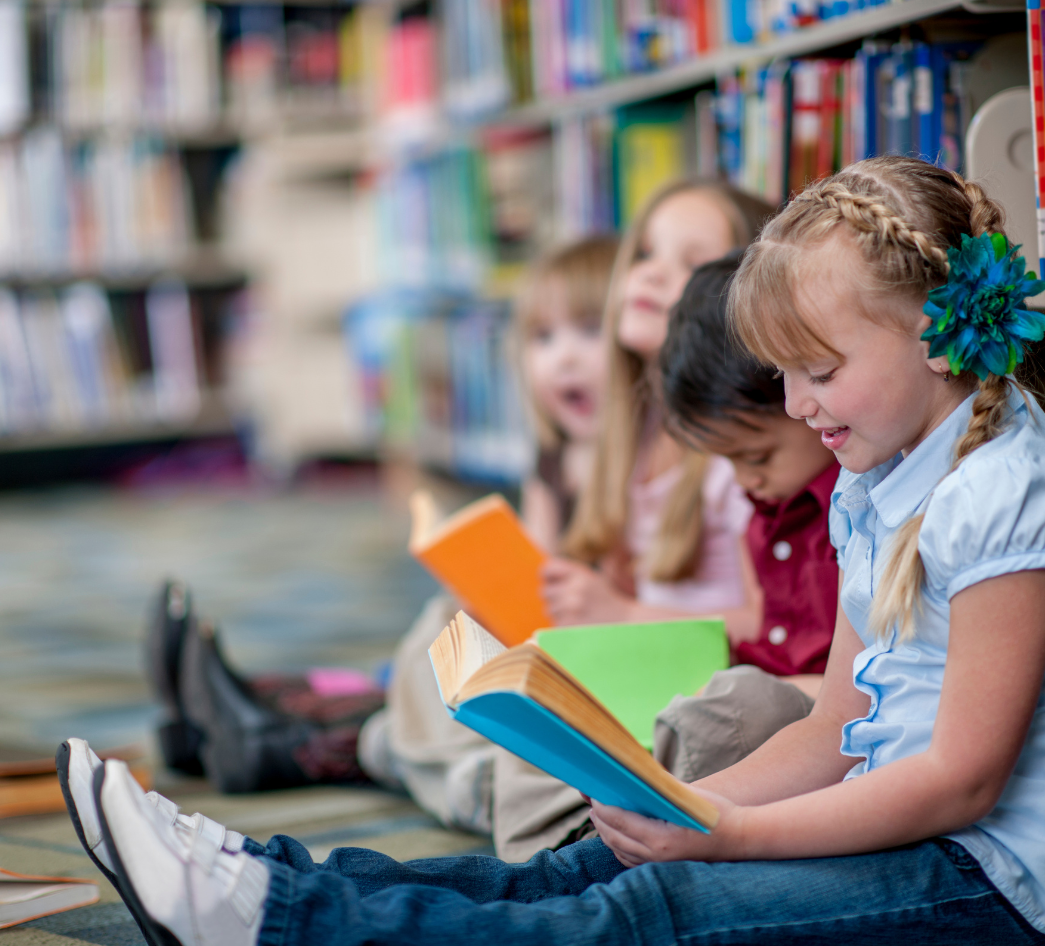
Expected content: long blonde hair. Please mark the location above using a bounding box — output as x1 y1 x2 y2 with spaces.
731 155 1014 640
515 235 619 450
563 179 775 582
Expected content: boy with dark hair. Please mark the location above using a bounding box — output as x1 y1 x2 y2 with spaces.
651 252 840 782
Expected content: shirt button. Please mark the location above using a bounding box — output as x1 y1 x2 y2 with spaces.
768 625 788 645
772 541 792 561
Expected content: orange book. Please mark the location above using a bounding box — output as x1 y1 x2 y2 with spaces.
409 490 553 647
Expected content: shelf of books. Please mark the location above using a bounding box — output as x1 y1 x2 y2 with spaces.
337 0 1025 483
0 0 378 454
0 0 1028 472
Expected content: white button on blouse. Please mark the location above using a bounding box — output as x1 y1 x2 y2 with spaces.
772 541 792 561
768 625 788 645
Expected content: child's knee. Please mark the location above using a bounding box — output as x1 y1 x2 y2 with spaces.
653 666 813 781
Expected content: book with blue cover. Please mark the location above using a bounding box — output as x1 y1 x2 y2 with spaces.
429 611 720 832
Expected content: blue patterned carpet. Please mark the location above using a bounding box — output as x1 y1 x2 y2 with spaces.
0 474 494 946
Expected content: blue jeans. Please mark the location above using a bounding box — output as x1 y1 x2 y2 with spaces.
245 835 1045 945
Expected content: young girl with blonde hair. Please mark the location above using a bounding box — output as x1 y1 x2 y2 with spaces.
541 179 776 625
73 154 1045 946
352 235 619 836
515 235 619 551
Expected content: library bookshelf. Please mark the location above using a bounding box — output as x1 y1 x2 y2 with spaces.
0 0 1029 476
328 0 1027 484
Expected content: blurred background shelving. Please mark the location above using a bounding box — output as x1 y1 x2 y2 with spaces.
0 0 1033 484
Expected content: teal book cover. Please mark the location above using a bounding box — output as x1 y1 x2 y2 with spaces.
429 612 722 833
449 692 709 831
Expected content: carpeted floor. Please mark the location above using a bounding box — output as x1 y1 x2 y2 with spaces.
0 473 494 945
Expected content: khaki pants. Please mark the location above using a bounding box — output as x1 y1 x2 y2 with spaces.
492 665 816 862
357 594 495 834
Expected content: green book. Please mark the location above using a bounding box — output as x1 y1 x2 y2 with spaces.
533 619 729 751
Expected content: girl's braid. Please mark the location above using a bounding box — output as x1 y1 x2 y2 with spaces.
871 373 1013 641
794 183 951 274
953 373 1012 466
961 179 1005 240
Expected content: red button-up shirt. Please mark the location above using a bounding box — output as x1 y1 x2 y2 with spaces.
734 460 840 676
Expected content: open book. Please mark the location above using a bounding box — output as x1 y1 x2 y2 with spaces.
0 869 98 929
429 611 719 832
409 490 552 647
533 617 727 749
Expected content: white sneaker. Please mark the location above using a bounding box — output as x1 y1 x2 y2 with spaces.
58 738 119 879
59 737 246 883
97 759 268 946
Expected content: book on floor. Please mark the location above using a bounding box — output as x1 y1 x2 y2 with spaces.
429 611 720 832
0 869 98 929
0 745 151 819
408 490 552 647
533 618 728 749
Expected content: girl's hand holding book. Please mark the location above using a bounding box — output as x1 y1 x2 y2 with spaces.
540 558 635 625
590 785 740 868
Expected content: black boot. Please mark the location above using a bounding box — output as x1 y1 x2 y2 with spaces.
146 580 205 776
178 618 317 793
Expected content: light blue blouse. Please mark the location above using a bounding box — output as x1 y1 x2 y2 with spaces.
830 387 1045 932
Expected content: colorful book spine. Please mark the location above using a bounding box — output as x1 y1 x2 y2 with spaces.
913 42 934 163
1029 0 1045 276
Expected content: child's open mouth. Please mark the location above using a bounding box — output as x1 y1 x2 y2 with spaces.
820 426 850 450
559 387 595 416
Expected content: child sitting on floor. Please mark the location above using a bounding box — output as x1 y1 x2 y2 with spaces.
652 252 839 782
68 155 1045 946
542 180 776 625
494 252 840 861
354 235 619 833
146 236 619 821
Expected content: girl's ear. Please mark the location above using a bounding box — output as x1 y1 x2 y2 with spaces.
926 356 951 378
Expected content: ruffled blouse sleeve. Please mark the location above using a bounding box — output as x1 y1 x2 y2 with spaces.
919 457 1045 600
829 471 857 568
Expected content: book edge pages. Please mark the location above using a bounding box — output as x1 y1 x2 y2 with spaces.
0 743 146 777
429 611 511 709
0 884 100 930
0 867 100 885
428 618 464 710
408 493 516 555
407 489 440 552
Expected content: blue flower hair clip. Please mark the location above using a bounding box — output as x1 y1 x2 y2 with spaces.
922 232 1045 380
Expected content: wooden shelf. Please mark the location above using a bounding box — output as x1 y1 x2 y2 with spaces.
270 0 1017 180
496 0 991 127
0 393 235 454
0 251 249 291
3 93 365 148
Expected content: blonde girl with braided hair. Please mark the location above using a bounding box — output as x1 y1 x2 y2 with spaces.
63 156 1045 946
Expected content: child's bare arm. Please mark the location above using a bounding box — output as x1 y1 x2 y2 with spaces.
521 477 561 553
592 569 1045 866
694 596 869 805
785 674 823 700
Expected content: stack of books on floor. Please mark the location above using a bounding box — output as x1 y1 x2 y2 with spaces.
0 744 150 820
0 869 99 929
